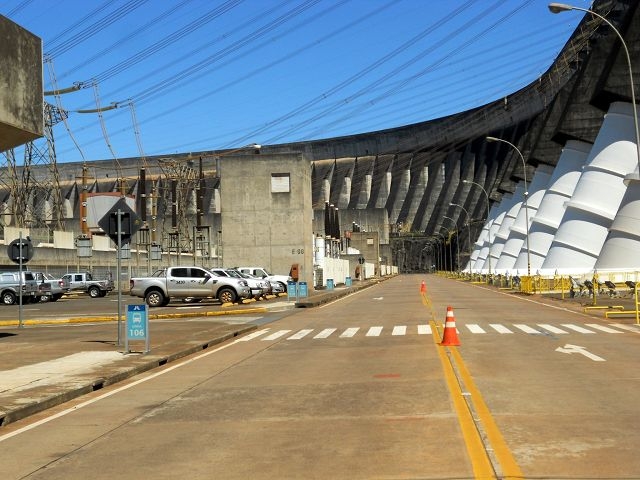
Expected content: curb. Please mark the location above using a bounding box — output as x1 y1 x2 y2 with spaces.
0 307 270 327
0 324 257 427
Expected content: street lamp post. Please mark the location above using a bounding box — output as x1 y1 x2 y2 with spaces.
462 179 492 275
450 202 472 275
439 233 449 273
432 238 440 272
486 136 531 277
549 3 640 175
443 215 459 273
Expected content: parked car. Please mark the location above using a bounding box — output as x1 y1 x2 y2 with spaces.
129 266 251 307
236 267 292 291
34 272 70 302
0 271 42 304
210 268 270 299
61 272 114 298
269 280 285 294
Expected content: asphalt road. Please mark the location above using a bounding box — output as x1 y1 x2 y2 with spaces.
1 274 639 479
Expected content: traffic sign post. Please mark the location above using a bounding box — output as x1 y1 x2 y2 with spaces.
8 236 33 264
7 232 33 329
126 304 149 354
98 199 142 346
97 198 141 246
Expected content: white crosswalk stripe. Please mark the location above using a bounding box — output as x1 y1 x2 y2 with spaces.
514 324 541 334
610 323 640 333
561 324 595 334
238 329 270 341
314 328 337 339
417 324 431 335
237 323 630 343
288 329 313 340
366 326 383 336
340 327 359 338
538 324 569 334
585 324 623 333
489 324 513 334
466 324 486 334
262 330 291 341
392 326 407 336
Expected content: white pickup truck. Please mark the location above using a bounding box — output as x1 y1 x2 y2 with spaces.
129 266 251 307
61 272 114 298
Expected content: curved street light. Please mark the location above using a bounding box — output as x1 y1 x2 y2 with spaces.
486 136 531 277
443 215 460 272
450 202 473 275
434 232 447 272
462 179 492 275
549 3 640 176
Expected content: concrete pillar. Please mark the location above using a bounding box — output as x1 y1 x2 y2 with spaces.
510 165 555 273
527 140 591 274
490 184 525 273
542 102 638 273
483 193 515 272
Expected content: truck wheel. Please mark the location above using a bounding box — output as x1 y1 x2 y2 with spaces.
2 291 16 305
218 288 237 304
278 281 287 292
88 286 101 298
145 289 166 308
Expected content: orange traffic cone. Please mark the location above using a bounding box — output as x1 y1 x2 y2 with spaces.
420 281 426 294
440 306 461 346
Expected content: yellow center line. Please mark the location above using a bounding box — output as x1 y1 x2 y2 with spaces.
449 346 524 479
424 289 524 479
430 319 495 479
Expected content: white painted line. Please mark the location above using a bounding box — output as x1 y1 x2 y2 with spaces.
538 324 568 334
417 324 431 335
261 330 291 341
556 344 605 362
366 326 383 336
314 328 337 339
466 324 486 334
585 323 623 333
340 327 359 338
561 324 595 334
392 326 406 336
489 324 513 334
514 324 541 334
287 329 313 340
237 329 270 341
610 323 640 333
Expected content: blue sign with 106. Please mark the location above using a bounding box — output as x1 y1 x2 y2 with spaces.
126 304 149 354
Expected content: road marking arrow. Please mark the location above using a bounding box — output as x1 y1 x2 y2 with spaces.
555 344 605 362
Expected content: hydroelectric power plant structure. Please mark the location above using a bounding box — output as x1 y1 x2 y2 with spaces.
1 0 639 290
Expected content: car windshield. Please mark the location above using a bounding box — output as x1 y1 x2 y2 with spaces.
225 270 243 278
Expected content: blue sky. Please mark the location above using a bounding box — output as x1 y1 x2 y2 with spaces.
2 0 589 162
